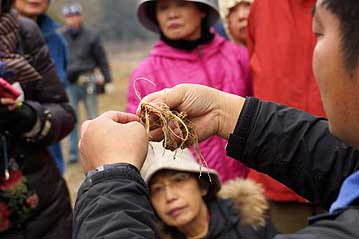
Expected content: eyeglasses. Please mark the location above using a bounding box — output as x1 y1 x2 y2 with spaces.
149 172 192 198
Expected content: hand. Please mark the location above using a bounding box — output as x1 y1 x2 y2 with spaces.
79 111 149 173
105 83 114 94
0 98 37 135
139 84 245 143
96 77 105 85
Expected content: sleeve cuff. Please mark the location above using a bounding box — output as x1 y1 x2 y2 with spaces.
226 97 261 159
79 163 146 195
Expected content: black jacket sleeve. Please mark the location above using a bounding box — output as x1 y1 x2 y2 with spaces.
91 33 112 83
18 17 75 145
73 163 160 239
226 97 359 210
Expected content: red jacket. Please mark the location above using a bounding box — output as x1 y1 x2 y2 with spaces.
247 0 325 202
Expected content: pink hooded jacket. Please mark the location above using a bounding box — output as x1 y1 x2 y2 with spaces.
126 33 252 182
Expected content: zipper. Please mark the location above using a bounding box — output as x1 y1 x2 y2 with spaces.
197 46 214 87
1 133 9 180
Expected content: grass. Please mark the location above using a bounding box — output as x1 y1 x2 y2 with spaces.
63 42 153 204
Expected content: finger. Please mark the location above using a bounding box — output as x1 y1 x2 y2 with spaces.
0 98 16 105
80 120 91 140
100 111 140 124
149 128 164 141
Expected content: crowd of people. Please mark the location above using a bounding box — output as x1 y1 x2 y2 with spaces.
0 0 358 238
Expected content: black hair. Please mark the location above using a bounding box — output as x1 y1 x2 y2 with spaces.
322 0 359 72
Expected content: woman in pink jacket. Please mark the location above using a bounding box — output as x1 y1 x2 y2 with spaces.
126 0 252 182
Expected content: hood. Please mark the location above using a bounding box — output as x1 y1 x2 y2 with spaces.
38 14 60 35
218 178 269 229
149 32 226 61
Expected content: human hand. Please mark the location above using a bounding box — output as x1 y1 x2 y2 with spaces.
139 84 245 144
79 111 149 173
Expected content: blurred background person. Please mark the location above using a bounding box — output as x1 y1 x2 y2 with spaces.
219 0 253 46
246 0 324 233
62 3 113 164
13 0 70 174
0 0 74 237
141 143 277 239
126 0 252 182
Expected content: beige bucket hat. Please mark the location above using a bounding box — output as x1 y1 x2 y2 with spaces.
219 0 254 43
137 0 220 33
141 142 221 195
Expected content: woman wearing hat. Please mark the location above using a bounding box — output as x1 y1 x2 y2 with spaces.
219 0 254 45
127 0 252 183
141 143 277 238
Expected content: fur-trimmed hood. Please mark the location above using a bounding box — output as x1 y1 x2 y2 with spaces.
218 178 269 229
159 178 271 238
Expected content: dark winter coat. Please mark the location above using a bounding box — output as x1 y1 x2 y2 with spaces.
73 97 359 239
163 179 277 239
0 17 75 238
62 24 112 84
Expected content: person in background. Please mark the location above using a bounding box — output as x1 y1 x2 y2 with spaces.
0 0 75 237
126 0 252 183
13 0 70 174
62 3 113 164
140 142 277 239
245 0 325 232
219 0 253 45
213 20 228 39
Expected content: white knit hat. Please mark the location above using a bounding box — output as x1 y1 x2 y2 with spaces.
141 142 221 195
219 0 254 43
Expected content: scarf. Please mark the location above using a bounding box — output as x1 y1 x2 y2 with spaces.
160 26 215 52
0 10 41 84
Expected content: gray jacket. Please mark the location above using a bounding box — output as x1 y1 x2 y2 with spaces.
62 24 112 84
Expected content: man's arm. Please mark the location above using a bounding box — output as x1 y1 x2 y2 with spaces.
73 163 159 239
92 33 112 83
227 97 359 210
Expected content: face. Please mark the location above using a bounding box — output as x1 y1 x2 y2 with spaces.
156 0 206 41
313 0 359 147
13 0 49 19
65 14 83 29
228 1 252 45
149 171 208 229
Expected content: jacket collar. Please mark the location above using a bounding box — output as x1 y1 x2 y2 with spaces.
330 171 359 213
149 32 226 61
37 14 60 35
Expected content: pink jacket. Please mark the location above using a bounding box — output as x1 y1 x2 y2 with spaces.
126 33 252 182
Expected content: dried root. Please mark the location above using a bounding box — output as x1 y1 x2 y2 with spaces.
135 78 211 181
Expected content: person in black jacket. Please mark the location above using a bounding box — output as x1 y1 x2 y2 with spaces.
74 0 359 238
0 0 75 238
140 142 277 239
61 3 112 164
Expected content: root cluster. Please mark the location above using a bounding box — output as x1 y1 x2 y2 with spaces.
135 78 211 181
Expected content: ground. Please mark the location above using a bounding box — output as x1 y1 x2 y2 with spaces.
63 42 152 204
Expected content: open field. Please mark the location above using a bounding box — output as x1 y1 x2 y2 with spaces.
63 42 153 204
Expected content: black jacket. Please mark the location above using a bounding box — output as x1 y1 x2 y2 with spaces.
166 198 277 239
0 17 75 238
62 25 112 84
73 98 359 238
